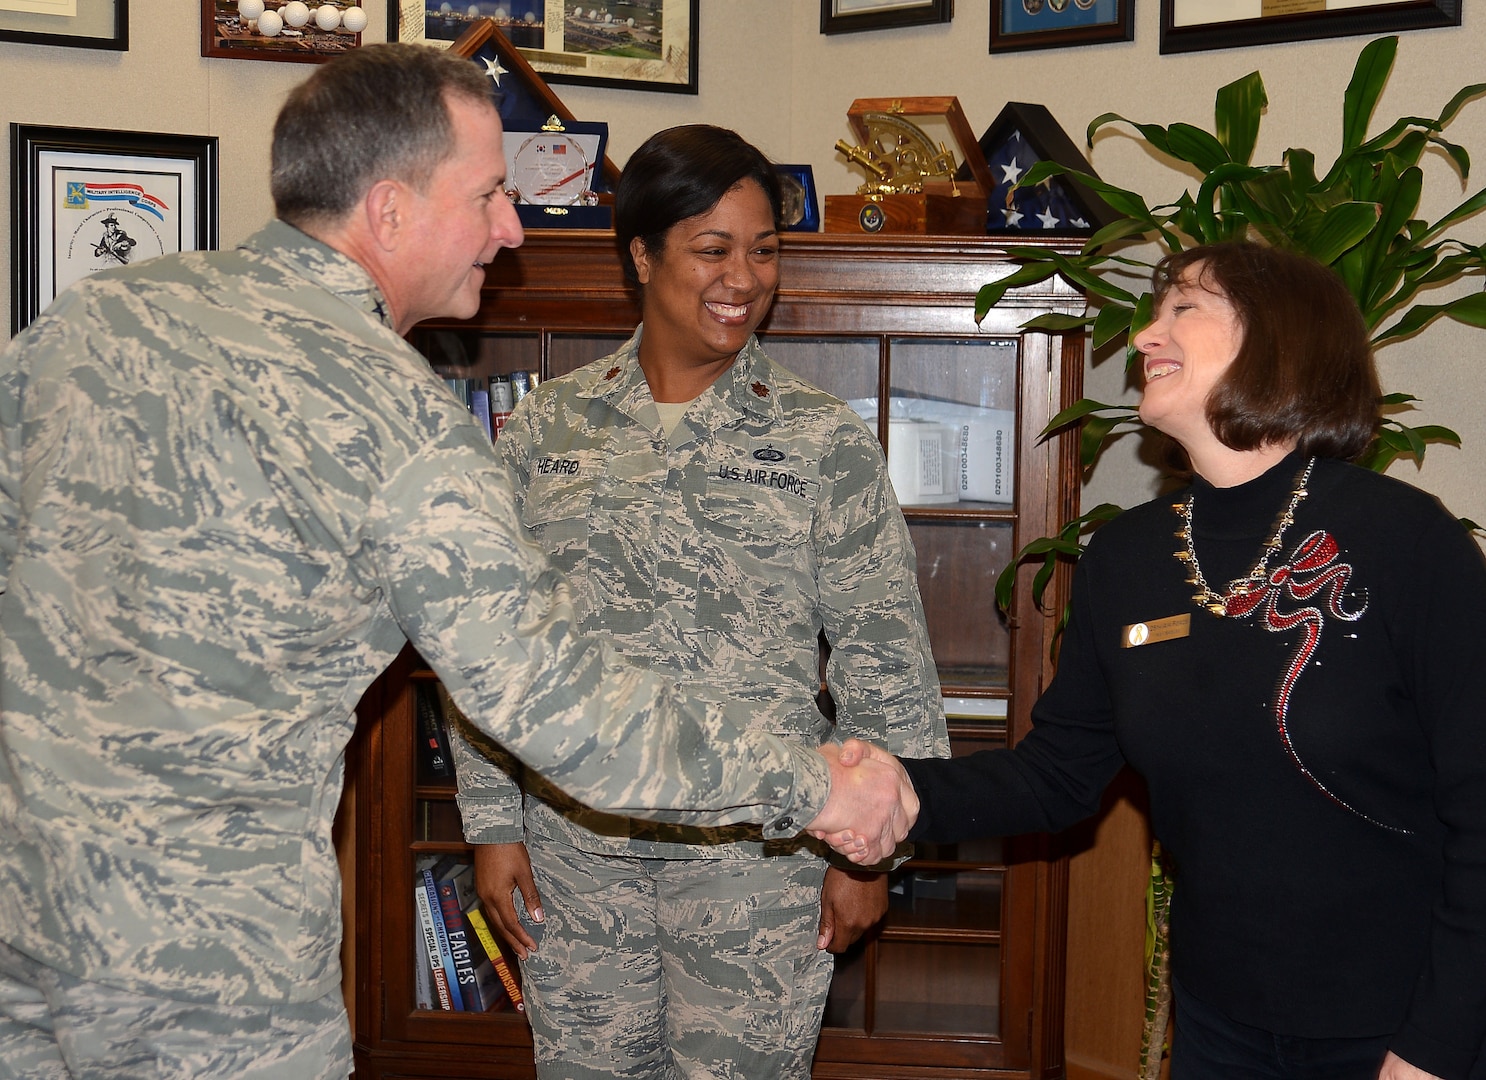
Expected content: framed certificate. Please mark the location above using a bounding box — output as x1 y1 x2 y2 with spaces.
1160 0 1460 54
11 124 218 332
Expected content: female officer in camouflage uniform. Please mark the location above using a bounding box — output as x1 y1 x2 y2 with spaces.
448 125 948 1078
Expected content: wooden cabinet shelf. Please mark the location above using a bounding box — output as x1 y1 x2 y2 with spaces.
349 229 1085 1080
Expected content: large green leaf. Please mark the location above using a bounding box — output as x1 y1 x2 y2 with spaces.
975 264 1060 320
994 503 1125 615
1018 161 1165 226
1341 35 1397 151
1292 202 1379 266
1020 312 1096 333
1214 70 1267 165
1087 112 1173 157
1435 81 1486 132
1165 123 1232 174
1374 290 1486 343
1419 186 1486 241
1091 301 1136 350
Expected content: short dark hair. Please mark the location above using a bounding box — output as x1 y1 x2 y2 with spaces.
614 125 783 282
1152 242 1380 461
271 43 492 229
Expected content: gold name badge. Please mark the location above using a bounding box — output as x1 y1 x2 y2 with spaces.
1121 613 1191 649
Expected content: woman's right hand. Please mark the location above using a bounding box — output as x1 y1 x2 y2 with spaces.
473 842 544 960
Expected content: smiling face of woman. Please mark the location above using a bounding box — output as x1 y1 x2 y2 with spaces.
1133 265 1245 450
630 179 780 384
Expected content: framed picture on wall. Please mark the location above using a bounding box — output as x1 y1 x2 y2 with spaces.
393 1 698 94
201 0 366 63
1160 0 1461 54
820 0 953 35
11 124 219 333
0 0 126 50
989 0 1132 53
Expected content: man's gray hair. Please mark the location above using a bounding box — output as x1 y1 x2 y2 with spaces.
271 43 492 229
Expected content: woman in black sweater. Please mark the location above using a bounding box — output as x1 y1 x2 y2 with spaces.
823 243 1486 1080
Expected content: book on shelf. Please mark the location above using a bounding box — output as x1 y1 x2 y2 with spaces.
470 387 493 441
433 860 502 1013
414 681 455 780
464 902 524 1012
418 864 467 1011
413 877 454 1010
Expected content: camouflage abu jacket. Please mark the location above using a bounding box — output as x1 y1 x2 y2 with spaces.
451 330 949 860
0 222 830 1006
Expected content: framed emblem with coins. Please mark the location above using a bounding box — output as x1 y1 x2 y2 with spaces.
989 0 1131 53
773 165 820 232
10 124 218 333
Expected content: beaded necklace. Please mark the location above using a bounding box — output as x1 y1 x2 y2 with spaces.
1173 457 1316 616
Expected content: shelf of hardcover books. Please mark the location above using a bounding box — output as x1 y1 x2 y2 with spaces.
353 649 536 1077
411 674 527 1016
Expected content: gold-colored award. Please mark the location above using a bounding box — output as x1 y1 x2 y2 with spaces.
825 97 992 235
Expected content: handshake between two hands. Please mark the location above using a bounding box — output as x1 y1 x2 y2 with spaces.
804 739 920 864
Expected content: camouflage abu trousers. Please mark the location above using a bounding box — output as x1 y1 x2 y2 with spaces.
0 941 351 1080
519 841 833 1080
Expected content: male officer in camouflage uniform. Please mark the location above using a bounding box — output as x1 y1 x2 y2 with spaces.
0 44 915 1080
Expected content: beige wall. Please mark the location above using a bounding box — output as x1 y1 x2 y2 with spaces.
3 1 1484 522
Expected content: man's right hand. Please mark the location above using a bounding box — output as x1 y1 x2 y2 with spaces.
805 740 919 864
473 842 543 961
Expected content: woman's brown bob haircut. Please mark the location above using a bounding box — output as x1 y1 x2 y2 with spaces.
1152 242 1380 462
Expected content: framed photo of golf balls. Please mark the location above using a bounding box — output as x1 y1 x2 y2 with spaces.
202 0 366 62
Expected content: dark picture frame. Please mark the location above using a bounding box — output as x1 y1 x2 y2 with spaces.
1160 0 1460 54
989 0 1131 53
11 124 218 333
394 1 698 95
201 0 364 63
820 0 953 35
0 0 126 50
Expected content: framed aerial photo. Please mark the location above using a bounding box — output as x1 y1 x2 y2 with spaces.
202 0 365 63
821 0 953 35
990 0 1132 53
11 125 218 333
0 0 126 50
393 0 697 94
1160 0 1461 54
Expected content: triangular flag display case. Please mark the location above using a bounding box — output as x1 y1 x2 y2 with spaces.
449 19 619 230
968 101 1121 236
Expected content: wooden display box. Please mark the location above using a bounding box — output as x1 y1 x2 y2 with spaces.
827 95 994 236
824 191 987 235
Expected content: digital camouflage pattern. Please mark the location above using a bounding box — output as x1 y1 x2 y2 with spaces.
451 331 949 859
448 333 947 1077
518 842 833 1079
0 940 350 1080
0 221 831 1008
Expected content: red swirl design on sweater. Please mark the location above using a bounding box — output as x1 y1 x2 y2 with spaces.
1224 531 1404 833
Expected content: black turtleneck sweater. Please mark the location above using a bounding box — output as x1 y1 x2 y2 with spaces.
903 454 1486 1079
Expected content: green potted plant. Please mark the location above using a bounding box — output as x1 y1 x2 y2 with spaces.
990 33 1485 627
979 35 1486 1076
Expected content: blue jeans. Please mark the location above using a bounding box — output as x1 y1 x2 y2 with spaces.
1171 977 1390 1080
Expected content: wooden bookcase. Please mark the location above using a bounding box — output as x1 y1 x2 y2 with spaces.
348 229 1087 1079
